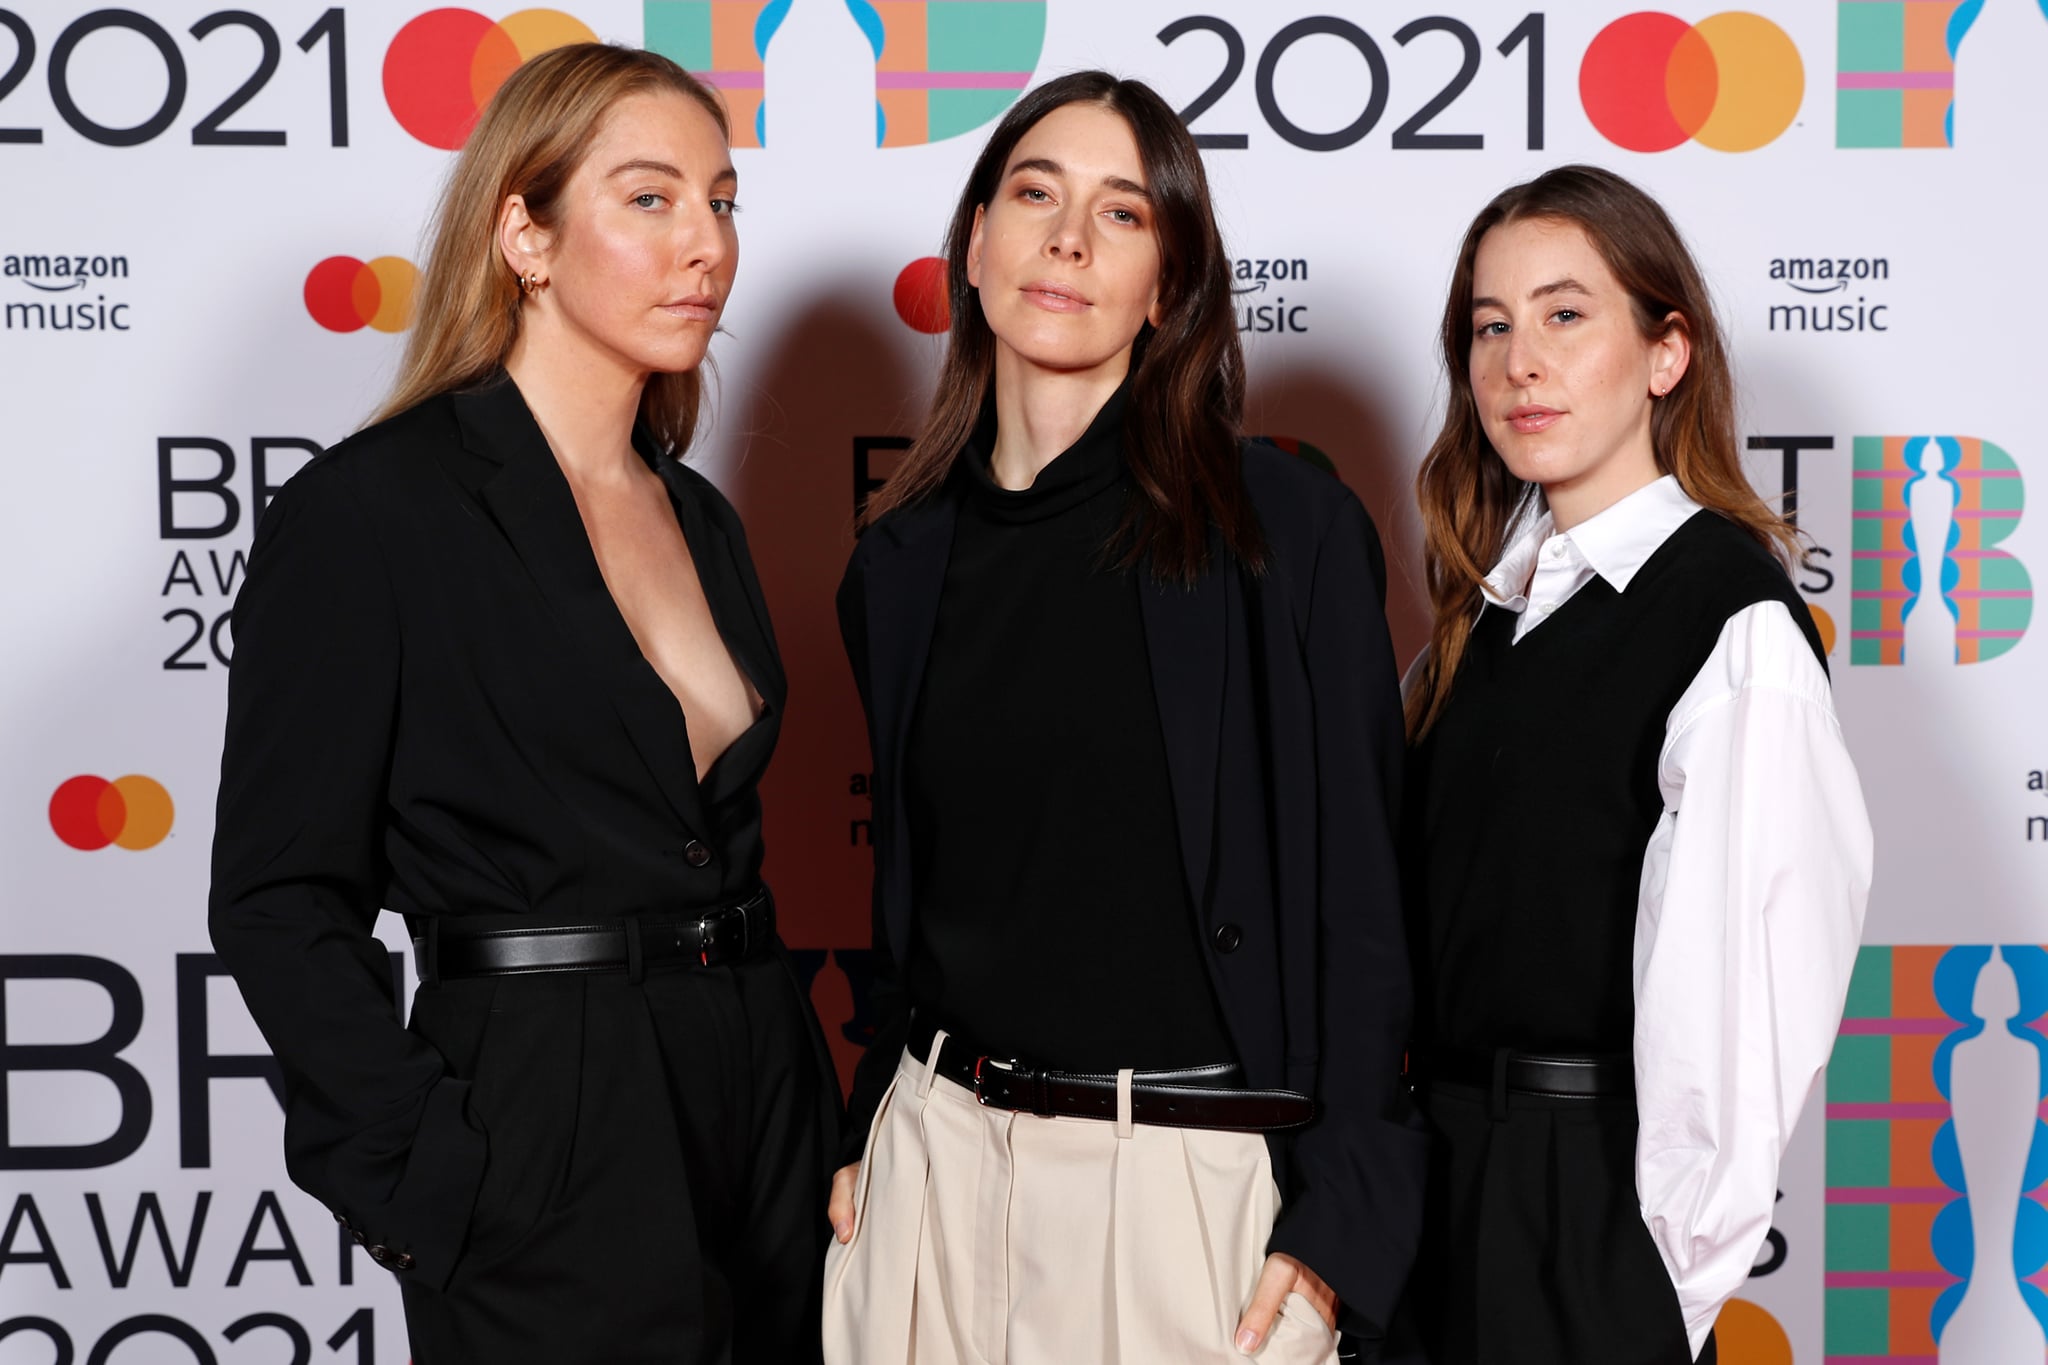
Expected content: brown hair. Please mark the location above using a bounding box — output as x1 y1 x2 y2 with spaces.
1405 164 1802 738
860 70 1263 584
371 44 728 453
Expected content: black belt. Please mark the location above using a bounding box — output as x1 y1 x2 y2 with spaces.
1418 1046 1635 1100
909 1015 1315 1133
414 889 775 984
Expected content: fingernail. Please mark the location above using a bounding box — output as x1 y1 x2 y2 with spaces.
1236 1327 1259 1353
834 1221 851 1240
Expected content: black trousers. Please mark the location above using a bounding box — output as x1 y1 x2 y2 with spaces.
1404 1082 1715 1365
396 945 838 1364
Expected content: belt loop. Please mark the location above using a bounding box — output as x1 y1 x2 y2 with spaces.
1115 1068 1135 1140
920 1029 949 1098
1490 1047 1510 1123
624 916 645 984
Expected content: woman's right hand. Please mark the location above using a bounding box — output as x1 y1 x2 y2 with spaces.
828 1162 861 1243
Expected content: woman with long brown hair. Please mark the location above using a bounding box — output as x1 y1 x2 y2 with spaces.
822 70 1422 1364
209 43 837 1362
1401 165 1872 1364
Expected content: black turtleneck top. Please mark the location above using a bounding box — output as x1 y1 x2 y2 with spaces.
901 390 1235 1070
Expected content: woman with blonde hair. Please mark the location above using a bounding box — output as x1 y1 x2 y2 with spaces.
1400 164 1871 1364
210 43 837 1362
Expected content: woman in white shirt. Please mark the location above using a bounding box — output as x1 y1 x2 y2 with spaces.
1399 164 1872 1365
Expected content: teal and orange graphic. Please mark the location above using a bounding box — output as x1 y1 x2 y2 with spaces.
643 1 790 148
844 1 1045 147
1824 946 2048 1359
1838 0 1978 147
305 256 419 333
384 9 598 150
49 775 174 851
1579 12 1803 152
1850 435 2031 665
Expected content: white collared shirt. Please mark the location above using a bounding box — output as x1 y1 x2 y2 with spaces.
1481 476 1873 1357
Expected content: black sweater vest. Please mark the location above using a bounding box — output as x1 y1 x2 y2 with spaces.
1408 509 1823 1055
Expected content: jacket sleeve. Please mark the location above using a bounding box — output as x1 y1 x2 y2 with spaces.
1263 491 1430 1337
835 549 912 1169
208 461 486 1289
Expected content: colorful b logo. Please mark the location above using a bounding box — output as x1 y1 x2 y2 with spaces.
1580 12 1804 152
304 256 420 334
1851 436 2031 665
384 8 598 150
49 775 175 851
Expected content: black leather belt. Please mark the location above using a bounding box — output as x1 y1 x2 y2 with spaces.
1419 1045 1635 1099
910 1015 1315 1132
414 889 775 984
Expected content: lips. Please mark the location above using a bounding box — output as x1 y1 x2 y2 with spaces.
661 293 720 321
1021 280 1090 313
1506 404 1563 434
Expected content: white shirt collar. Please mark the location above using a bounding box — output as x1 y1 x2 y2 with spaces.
1484 475 1702 608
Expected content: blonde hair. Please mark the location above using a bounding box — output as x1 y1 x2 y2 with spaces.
371 43 729 453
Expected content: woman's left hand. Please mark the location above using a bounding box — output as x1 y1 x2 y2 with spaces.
1234 1251 1337 1353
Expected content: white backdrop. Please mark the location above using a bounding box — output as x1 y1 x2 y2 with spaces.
3 1 2044 1360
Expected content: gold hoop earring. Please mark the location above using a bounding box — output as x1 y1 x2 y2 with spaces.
519 270 543 295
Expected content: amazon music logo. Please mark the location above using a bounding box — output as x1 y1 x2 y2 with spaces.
3 249 134 332
1767 253 1894 334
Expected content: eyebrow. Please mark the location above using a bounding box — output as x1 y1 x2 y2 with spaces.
606 158 739 187
1471 277 1592 311
1007 156 1151 201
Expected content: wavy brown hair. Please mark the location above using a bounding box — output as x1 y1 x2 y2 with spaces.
1406 164 1802 738
860 71 1263 584
371 44 728 453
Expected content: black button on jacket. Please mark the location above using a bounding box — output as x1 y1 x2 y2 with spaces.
207 375 787 1290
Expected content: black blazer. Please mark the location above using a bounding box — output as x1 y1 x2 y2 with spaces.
208 375 787 1289
837 440 1427 1335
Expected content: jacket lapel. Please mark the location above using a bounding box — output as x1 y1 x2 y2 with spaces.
449 379 710 840
860 492 959 960
1138 547 1229 916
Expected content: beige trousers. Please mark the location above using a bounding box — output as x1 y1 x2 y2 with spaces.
822 1035 1341 1365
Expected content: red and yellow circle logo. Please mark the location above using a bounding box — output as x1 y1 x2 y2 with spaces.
50 775 175 852
384 8 598 150
893 257 950 334
1580 12 1803 152
305 256 419 333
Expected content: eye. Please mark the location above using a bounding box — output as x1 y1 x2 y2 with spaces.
710 198 740 217
1106 207 1142 226
632 192 667 210
1020 186 1053 203
1475 320 1508 337
1551 307 1581 324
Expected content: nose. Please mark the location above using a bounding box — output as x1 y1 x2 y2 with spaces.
1502 325 1543 387
1043 201 1089 265
679 200 731 275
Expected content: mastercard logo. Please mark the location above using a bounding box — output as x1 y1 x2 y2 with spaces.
50 775 174 852
893 257 949 334
384 8 598 150
1581 12 1804 153
305 256 419 334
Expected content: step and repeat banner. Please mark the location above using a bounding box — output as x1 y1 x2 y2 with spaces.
3 1 2044 1360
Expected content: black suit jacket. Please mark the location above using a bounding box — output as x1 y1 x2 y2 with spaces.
209 375 788 1289
837 440 1427 1336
